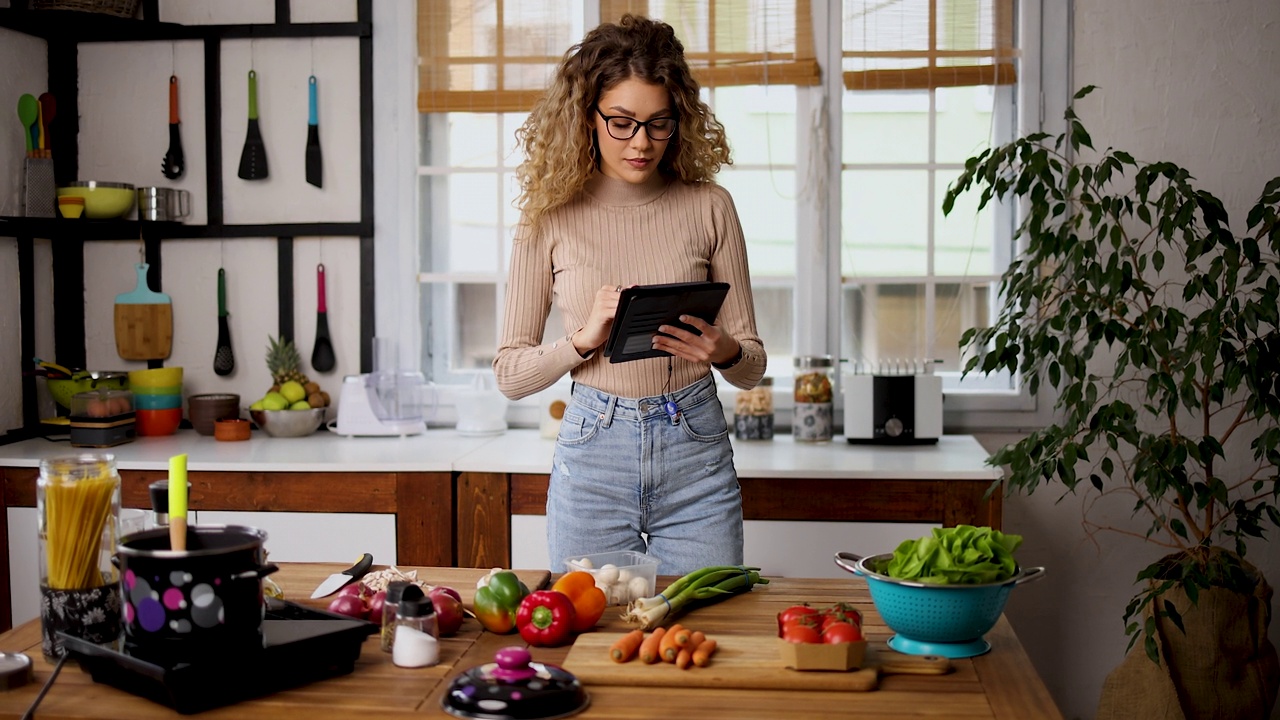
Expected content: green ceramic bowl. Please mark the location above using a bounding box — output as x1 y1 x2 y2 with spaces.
56 181 135 219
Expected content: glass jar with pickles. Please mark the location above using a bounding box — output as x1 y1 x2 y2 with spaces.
734 378 774 440
793 356 834 442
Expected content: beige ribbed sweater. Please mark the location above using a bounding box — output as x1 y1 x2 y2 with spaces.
494 172 766 400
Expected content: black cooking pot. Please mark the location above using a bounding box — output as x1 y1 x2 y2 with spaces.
116 525 277 661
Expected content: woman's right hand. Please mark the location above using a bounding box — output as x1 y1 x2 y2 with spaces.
572 284 626 356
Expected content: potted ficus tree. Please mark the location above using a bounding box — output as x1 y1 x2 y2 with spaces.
942 86 1280 718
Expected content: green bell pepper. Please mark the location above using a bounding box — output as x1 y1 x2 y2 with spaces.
472 570 530 634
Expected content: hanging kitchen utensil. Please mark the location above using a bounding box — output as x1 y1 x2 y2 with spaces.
17 94 37 156
38 92 55 157
213 268 235 375
311 263 336 373
237 70 268 180
114 263 174 361
305 75 322 188
162 76 185 179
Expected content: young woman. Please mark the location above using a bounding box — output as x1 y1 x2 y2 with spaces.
494 15 766 576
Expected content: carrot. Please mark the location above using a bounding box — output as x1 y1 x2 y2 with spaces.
671 625 694 648
639 627 667 664
609 629 645 663
692 638 717 667
659 624 684 662
687 630 706 651
675 647 693 669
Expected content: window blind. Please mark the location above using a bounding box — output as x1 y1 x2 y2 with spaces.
842 0 1017 91
418 0 820 114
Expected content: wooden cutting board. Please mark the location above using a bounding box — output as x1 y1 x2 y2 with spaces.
562 634 950 692
114 262 173 360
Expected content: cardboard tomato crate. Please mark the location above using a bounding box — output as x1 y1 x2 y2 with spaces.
777 637 868 671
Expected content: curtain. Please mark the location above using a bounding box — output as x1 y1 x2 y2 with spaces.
842 0 1017 91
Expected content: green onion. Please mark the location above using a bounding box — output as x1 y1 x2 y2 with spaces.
623 565 768 629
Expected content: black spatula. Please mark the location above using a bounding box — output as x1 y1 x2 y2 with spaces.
237 70 268 180
305 75 322 188
214 268 235 376
311 263 335 373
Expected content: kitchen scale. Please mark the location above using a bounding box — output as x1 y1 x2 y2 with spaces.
59 598 377 714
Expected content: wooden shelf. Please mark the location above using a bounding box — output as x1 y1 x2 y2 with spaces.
0 216 370 241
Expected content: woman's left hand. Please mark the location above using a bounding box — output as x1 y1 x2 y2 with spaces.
652 315 740 365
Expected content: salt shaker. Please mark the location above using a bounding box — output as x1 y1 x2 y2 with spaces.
392 596 440 668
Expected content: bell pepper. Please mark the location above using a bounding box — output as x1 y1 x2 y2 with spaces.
472 570 530 634
516 590 577 647
551 571 607 632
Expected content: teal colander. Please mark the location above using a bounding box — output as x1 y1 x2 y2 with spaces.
834 551 1046 659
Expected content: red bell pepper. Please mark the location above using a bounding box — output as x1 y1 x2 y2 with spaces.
516 590 577 647
551 571 607 633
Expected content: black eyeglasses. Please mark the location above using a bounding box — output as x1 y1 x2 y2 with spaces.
595 108 678 141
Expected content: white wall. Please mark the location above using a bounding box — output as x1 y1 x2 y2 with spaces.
997 4 1280 719
3 3 1279 719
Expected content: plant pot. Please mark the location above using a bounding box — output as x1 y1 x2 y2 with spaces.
116 525 278 663
1097 551 1280 719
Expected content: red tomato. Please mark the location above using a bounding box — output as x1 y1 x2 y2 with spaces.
777 604 820 634
821 621 863 644
822 602 862 629
782 623 822 644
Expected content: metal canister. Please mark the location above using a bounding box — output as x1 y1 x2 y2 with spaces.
734 378 774 440
793 356 834 442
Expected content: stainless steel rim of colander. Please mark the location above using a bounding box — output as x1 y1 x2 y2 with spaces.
836 552 1046 590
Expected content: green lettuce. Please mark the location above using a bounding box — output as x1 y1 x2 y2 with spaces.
878 525 1023 584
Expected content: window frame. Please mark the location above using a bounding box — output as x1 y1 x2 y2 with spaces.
376 0 1071 431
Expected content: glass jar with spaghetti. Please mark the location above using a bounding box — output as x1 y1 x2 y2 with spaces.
793 356 834 442
37 454 123 659
734 377 774 440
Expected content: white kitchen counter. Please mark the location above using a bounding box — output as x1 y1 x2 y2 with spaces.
0 429 1000 480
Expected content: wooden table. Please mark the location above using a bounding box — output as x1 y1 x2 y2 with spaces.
0 564 1060 719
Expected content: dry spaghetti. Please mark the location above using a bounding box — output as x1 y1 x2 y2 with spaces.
41 458 118 590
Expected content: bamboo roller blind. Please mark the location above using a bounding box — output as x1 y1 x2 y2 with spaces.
417 0 1018 114
843 0 1018 91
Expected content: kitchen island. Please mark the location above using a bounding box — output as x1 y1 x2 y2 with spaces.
1 430 1003 630
0 563 1061 719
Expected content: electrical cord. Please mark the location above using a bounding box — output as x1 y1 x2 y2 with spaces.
21 653 67 720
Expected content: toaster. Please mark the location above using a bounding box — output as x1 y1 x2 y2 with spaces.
843 373 942 444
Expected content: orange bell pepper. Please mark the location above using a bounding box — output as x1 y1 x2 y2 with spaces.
551 570 607 633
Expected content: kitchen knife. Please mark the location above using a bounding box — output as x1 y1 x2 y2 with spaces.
310 553 374 599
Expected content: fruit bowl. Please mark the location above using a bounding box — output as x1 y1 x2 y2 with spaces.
249 408 326 438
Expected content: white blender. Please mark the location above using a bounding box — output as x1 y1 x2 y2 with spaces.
333 338 434 437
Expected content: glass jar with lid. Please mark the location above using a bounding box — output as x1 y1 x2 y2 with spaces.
734 378 774 440
793 356 834 442
37 454 123 658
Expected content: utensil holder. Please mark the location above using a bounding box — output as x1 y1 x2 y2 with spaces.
22 157 55 218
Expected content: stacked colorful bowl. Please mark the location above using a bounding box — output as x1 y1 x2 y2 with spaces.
128 367 184 436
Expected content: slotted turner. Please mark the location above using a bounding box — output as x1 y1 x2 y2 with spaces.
237 70 268 180
213 268 235 375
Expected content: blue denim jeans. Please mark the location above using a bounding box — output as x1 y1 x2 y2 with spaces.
547 373 744 577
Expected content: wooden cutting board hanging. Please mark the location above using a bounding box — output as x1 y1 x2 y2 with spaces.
114 262 173 360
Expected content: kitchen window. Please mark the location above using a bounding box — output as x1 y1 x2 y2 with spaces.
406 0 1069 430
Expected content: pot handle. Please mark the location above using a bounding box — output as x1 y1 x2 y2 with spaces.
230 563 280 581
1011 566 1047 586
833 552 865 576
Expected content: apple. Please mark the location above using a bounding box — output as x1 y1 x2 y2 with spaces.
429 587 464 637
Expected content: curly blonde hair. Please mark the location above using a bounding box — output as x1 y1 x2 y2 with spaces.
514 15 732 235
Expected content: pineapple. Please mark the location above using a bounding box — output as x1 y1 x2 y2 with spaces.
264 336 331 407
266 336 310 388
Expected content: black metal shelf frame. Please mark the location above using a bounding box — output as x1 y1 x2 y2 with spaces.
3 0 376 439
